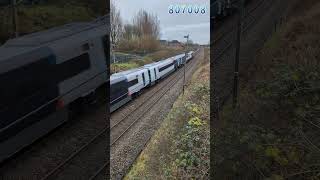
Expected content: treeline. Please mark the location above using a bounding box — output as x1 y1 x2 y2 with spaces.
111 1 160 53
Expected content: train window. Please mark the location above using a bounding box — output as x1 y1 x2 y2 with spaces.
128 78 138 87
57 53 91 82
159 62 175 72
0 57 58 130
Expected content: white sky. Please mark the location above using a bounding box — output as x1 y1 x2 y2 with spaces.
113 0 210 45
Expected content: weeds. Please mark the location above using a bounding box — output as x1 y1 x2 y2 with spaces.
215 1 320 179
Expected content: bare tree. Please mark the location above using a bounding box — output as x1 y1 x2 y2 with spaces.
130 10 160 51
110 0 122 46
122 24 140 41
133 9 160 39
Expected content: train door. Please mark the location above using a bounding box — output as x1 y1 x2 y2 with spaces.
148 70 151 84
142 73 145 86
154 68 157 80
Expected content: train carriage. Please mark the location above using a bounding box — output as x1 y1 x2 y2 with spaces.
144 61 160 86
109 49 195 114
186 51 194 62
156 58 176 80
173 53 186 67
0 19 109 162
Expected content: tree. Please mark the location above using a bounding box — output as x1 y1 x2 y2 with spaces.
122 24 140 41
131 10 160 51
110 0 122 46
133 9 160 39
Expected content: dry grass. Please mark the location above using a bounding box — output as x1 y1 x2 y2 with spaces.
117 36 160 53
147 48 184 61
110 62 140 74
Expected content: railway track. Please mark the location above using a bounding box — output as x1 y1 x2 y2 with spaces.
108 49 203 180
37 50 200 180
213 0 275 107
93 50 200 179
212 0 269 57
214 0 265 40
0 102 107 179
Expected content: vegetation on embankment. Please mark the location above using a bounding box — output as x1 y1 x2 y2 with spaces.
0 0 106 44
124 48 210 179
214 1 320 179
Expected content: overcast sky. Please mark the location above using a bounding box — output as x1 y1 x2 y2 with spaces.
113 0 210 45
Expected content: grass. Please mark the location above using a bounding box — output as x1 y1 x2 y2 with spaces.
110 62 140 73
214 1 320 179
125 48 210 179
0 4 97 44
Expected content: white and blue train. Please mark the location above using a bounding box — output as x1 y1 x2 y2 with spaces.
0 17 109 162
110 51 196 113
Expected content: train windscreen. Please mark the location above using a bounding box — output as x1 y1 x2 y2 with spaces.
110 80 128 105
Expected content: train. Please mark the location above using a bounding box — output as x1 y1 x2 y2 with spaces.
212 0 252 19
110 50 195 113
0 17 109 162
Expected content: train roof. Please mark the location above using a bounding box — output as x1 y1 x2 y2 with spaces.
111 67 146 76
110 74 126 84
3 22 107 47
157 58 174 65
0 46 53 72
174 53 186 58
0 16 109 62
143 61 161 67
